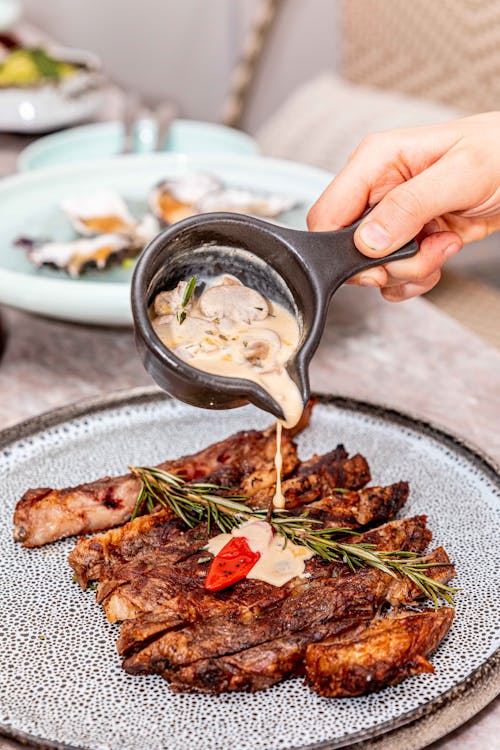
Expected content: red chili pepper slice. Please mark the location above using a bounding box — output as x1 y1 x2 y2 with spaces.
205 536 261 592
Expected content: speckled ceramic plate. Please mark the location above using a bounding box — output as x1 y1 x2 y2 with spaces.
0 389 499 750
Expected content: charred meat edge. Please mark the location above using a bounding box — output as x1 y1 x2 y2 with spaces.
305 607 455 697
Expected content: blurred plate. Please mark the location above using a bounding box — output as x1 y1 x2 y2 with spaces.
0 46 105 134
17 119 259 171
0 152 331 325
0 0 21 31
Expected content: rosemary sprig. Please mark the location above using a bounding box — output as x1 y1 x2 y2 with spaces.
129 465 458 606
177 275 196 325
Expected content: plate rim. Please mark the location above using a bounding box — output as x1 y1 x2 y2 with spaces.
0 386 498 750
16 118 260 172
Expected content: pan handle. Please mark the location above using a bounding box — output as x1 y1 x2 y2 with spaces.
288 216 419 302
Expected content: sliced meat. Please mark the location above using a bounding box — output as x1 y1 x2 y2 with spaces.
14 422 301 548
385 546 455 607
116 516 431 656
305 607 455 697
123 568 387 675
168 618 368 694
68 508 183 588
164 547 453 694
292 481 409 528
104 550 326 625
122 543 453 678
250 446 371 510
103 513 429 626
68 446 375 588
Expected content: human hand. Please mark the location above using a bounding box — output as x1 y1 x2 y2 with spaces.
307 112 500 301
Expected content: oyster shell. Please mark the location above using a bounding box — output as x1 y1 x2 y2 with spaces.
149 172 296 225
20 234 137 277
61 189 137 236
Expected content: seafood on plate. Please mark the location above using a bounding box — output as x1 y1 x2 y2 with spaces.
149 172 297 225
15 189 159 277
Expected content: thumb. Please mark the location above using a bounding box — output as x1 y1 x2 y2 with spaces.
354 153 468 257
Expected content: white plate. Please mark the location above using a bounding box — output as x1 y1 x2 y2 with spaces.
0 46 105 133
0 153 331 325
0 391 498 750
17 119 260 171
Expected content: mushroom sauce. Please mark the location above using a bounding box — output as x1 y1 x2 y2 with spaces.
151 274 303 430
151 274 304 498
151 274 307 586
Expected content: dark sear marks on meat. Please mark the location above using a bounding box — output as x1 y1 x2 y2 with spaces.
13 406 311 548
13 402 457 697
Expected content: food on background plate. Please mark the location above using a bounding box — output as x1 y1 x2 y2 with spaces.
15 189 159 277
149 172 297 225
13 403 458 696
14 175 296 277
0 47 84 87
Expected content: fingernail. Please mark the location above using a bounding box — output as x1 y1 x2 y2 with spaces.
358 273 380 287
444 242 461 260
359 221 392 252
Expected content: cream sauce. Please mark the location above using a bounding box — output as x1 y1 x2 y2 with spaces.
206 520 313 588
152 275 304 430
273 421 284 508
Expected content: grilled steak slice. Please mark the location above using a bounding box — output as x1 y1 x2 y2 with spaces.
103 511 428 625
168 618 368 694
69 513 207 589
68 447 376 588
103 550 329 624
292 481 409 528
116 516 431 656
156 548 454 691
123 569 386 675
14 422 301 548
305 607 455 696
250 446 371 509
122 544 453 678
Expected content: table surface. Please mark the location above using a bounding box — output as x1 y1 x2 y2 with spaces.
0 42 498 747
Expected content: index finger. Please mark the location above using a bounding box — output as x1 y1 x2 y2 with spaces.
306 125 456 231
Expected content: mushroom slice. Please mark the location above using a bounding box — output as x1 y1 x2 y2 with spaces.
240 329 282 371
154 280 195 317
210 274 243 288
152 314 174 331
199 283 269 324
61 190 136 236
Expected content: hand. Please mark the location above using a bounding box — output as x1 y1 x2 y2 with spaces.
307 112 500 301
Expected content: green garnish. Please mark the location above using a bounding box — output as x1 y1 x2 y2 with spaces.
177 276 196 325
129 466 459 607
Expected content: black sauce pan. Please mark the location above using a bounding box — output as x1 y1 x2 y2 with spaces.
131 212 418 421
